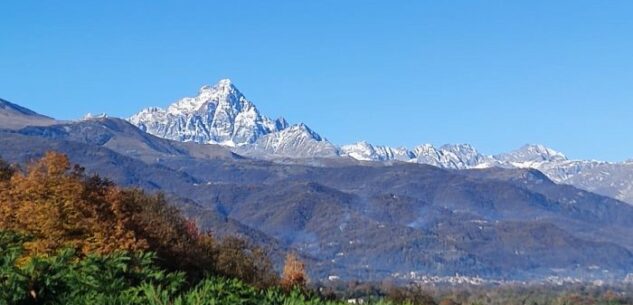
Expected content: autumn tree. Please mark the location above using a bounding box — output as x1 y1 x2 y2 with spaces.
280 252 308 291
0 152 278 286
212 236 278 288
0 152 147 256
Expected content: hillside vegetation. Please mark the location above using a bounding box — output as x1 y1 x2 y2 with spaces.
0 152 631 305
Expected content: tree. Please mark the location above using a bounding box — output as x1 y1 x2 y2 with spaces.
211 236 278 288
0 152 147 257
0 157 14 181
280 252 308 291
0 152 279 286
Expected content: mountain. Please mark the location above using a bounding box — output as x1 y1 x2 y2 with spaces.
19 117 239 162
342 142 633 204
340 141 413 161
126 79 633 205
4 119 633 281
129 79 290 146
0 98 56 129
234 123 339 159
128 80 338 159
4 100 633 281
160 158 633 280
496 144 568 164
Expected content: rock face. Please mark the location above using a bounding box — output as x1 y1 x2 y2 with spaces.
234 124 339 159
340 141 413 161
496 144 568 164
129 79 336 159
129 79 289 146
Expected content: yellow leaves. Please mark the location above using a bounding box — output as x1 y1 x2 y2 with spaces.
0 152 148 259
0 152 279 286
280 252 308 291
31 151 71 178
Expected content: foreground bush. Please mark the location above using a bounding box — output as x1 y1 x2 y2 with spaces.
0 231 356 305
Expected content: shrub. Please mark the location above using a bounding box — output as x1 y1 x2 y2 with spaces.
280 252 308 291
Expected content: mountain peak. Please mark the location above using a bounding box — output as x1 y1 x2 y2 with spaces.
217 78 233 87
1 98 44 117
199 78 237 93
82 112 108 120
129 78 287 145
497 144 568 163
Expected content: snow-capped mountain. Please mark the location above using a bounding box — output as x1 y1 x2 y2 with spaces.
340 141 633 204
128 79 633 204
235 123 339 158
340 142 498 169
496 144 568 165
414 144 499 169
340 141 413 161
130 79 289 146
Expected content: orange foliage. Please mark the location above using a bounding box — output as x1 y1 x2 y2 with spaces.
0 152 278 286
280 252 308 290
0 152 147 256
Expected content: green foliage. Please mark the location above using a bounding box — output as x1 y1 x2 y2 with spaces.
0 230 404 305
0 230 185 305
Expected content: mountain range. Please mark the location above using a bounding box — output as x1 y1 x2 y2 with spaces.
128 79 633 205
2 81 633 282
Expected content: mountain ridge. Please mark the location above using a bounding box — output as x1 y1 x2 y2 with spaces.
3 101 633 281
125 79 633 204
0 98 57 129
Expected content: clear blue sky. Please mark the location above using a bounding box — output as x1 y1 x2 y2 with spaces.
1 1 632 161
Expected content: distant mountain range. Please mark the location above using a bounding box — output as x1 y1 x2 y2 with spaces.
2 83 633 282
128 79 633 204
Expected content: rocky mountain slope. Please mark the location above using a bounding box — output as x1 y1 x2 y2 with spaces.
2 102 633 281
130 79 287 145
128 80 633 204
0 98 56 129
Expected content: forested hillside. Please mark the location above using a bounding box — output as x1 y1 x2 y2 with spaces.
1 153 631 305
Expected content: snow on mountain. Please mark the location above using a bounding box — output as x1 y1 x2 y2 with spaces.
127 79 633 204
235 123 338 158
340 141 413 161
524 159 633 204
338 140 633 204
128 79 335 158
496 144 568 165
422 144 499 169
82 112 109 120
129 79 288 146
341 142 498 169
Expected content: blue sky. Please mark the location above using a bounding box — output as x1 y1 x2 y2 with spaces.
1 1 632 161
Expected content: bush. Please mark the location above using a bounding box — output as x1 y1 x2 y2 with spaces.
0 231 358 305
280 252 308 291
0 230 185 305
